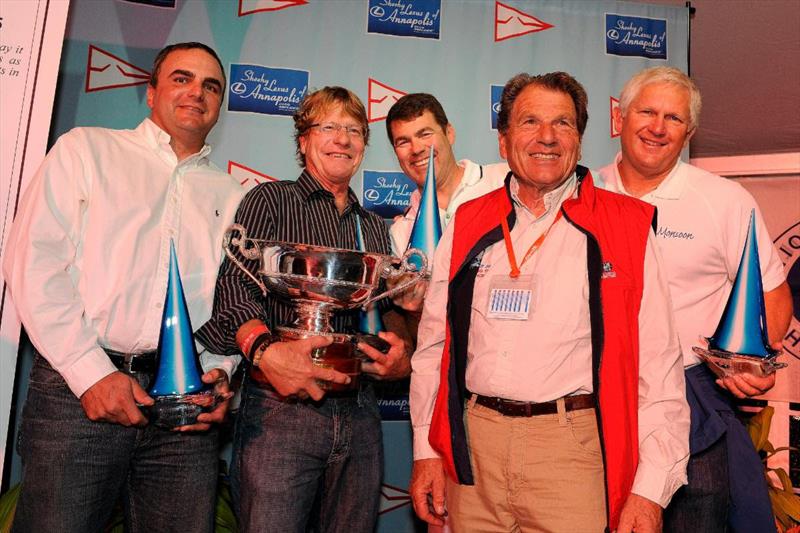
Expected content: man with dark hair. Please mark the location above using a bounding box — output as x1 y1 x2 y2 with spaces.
384 93 507 340
196 86 410 533
386 93 508 254
408 72 690 532
596 66 792 533
4 42 242 532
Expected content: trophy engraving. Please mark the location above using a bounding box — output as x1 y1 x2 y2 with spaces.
224 224 427 390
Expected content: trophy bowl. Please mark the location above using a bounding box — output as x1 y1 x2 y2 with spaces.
224 224 426 391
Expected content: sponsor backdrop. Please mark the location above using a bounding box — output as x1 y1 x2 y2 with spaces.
5 0 692 528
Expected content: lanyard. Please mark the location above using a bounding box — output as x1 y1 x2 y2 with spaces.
499 205 562 278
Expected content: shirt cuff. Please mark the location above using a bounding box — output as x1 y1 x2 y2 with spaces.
199 346 241 382
60 348 119 398
412 423 440 460
631 460 688 508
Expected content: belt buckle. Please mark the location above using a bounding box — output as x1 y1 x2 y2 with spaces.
122 353 136 374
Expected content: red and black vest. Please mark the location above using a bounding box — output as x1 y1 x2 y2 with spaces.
427 167 655 530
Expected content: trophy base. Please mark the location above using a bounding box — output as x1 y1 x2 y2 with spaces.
146 390 219 429
277 327 361 392
692 346 787 379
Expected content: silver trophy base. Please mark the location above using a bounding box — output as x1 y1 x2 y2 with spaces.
147 390 219 429
692 346 787 378
276 327 362 392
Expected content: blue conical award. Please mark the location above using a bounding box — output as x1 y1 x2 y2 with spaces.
692 210 787 377
356 215 385 335
407 146 442 274
147 240 218 427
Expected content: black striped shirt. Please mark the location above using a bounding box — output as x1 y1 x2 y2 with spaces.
196 170 391 355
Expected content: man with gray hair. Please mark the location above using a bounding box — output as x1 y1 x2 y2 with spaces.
595 66 792 532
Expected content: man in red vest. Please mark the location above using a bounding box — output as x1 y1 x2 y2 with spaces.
408 72 690 532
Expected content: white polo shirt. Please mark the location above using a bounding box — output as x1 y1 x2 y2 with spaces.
389 160 509 254
595 154 786 368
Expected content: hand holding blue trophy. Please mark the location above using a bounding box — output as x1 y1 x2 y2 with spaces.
146 240 221 428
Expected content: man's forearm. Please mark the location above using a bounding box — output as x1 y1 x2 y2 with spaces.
765 282 792 345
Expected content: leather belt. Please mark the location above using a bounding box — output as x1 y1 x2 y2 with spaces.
471 393 595 417
106 350 157 374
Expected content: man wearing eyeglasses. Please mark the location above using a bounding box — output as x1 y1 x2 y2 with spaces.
197 86 409 532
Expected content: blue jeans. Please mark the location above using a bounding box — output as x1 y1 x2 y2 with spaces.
12 354 219 533
664 365 775 533
664 435 730 533
232 379 383 533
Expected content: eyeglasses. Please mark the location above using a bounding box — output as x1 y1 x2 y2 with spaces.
308 122 365 140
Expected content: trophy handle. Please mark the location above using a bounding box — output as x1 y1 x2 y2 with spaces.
360 247 429 308
223 224 268 295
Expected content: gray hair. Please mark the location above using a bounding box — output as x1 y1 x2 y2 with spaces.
619 66 701 129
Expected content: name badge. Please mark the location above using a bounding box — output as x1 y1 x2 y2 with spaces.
486 275 532 320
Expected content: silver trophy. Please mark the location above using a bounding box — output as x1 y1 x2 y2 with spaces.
223 224 428 391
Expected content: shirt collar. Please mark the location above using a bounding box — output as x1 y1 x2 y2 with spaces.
612 151 686 200
457 159 482 188
138 118 212 166
295 169 367 216
509 171 577 218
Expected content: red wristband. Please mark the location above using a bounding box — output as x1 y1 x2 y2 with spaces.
238 323 270 361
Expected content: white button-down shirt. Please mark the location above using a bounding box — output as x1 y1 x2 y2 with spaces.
3 119 244 397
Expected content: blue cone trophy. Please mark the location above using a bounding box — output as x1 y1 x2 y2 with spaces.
692 210 787 377
147 240 218 427
357 214 385 335
407 145 442 274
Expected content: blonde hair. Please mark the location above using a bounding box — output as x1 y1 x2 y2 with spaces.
293 86 369 166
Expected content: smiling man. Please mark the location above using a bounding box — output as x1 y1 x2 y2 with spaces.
196 86 409 533
595 66 792 533
383 94 508 345
408 72 690 533
4 42 243 532
386 93 509 254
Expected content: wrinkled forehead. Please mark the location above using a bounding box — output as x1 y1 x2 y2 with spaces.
307 102 361 126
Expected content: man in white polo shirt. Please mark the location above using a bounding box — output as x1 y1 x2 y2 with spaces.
595 66 792 533
386 93 509 256
384 94 508 346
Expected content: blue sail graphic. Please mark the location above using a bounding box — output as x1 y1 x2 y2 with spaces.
407 145 442 272
707 210 773 357
356 215 385 334
149 240 206 396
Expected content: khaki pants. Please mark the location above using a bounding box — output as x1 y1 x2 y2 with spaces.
447 397 607 532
